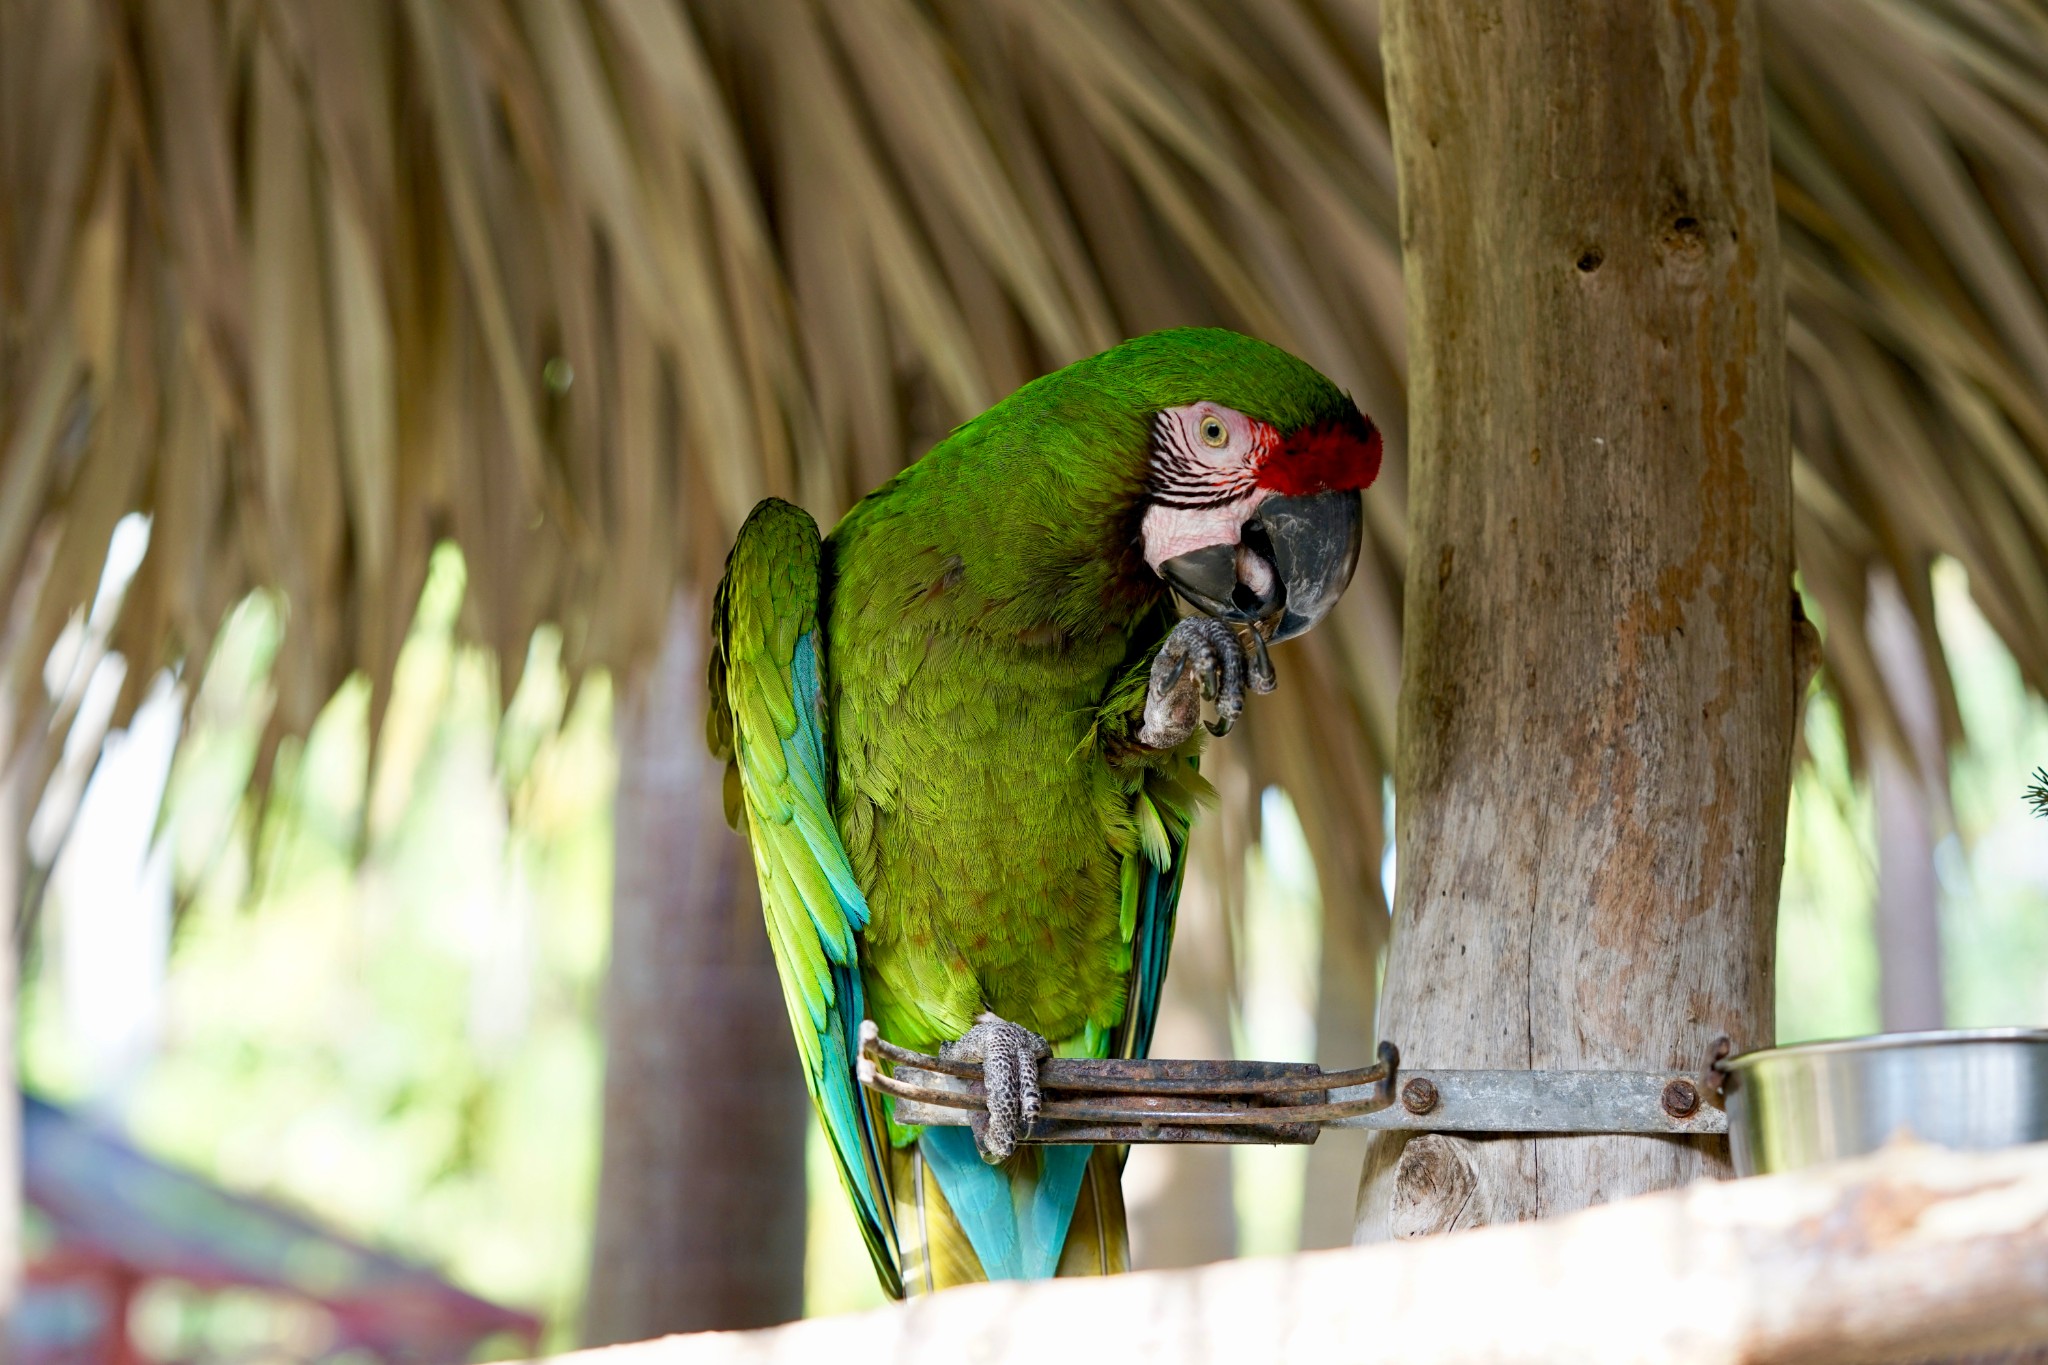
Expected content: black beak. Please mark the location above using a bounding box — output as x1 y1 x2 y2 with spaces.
1157 490 1363 642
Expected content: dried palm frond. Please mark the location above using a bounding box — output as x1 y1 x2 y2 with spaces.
3 0 2048 1067
1767 0 2048 770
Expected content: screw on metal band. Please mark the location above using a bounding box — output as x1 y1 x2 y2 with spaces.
1401 1077 1440 1115
1661 1078 1701 1118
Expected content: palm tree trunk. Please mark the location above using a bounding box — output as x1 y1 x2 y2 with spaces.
584 591 807 1340
1866 566 1947 1031
1358 0 1796 1238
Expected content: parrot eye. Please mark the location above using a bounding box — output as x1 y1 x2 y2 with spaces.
1199 415 1228 447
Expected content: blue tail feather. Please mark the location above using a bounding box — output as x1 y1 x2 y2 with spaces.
919 1128 1094 1280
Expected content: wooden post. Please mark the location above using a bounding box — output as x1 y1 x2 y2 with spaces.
1357 1 1797 1238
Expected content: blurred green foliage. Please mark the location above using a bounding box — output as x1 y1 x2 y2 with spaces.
1931 563 2048 1027
26 546 613 1353
1777 561 2048 1042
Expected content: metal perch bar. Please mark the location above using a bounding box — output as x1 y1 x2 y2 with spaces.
857 1023 1728 1141
857 1063 1399 1127
856 1022 1392 1144
860 1024 1394 1095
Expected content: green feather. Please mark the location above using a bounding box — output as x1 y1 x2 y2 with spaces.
1135 792 1172 870
1118 847 1141 943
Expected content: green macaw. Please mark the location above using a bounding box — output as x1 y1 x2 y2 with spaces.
708 328 1380 1295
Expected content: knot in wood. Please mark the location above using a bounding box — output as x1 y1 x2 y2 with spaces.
1659 214 1710 277
1390 1134 1482 1239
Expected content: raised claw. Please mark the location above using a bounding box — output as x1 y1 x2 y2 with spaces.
940 1012 1053 1162
1244 625 1277 696
1138 616 1270 749
1204 624 1244 736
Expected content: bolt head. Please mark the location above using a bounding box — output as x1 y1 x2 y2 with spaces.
1400 1077 1439 1115
1662 1078 1701 1118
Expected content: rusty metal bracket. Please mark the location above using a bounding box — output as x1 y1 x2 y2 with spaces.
857 1023 1727 1143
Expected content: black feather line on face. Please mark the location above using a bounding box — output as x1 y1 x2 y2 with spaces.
1146 411 1256 510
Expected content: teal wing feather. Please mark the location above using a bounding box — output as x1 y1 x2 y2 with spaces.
710 498 901 1296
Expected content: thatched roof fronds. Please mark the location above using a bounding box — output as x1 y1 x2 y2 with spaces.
4 0 2048 964
1767 0 2048 768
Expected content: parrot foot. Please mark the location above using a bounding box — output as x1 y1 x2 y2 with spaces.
1137 617 1276 748
940 1013 1052 1163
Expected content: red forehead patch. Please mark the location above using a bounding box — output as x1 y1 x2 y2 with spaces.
1256 407 1383 497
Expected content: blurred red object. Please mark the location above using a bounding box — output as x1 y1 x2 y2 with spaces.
13 1095 542 1364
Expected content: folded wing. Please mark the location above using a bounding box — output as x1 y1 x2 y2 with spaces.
710 498 901 1296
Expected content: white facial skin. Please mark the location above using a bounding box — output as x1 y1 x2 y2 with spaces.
1139 401 1276 574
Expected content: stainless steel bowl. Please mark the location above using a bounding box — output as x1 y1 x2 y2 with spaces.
1720 1028 2048 1175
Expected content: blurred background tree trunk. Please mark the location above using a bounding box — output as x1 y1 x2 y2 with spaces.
584 591 807 1340
1358 0 1795 1238
1867 566 1949 1032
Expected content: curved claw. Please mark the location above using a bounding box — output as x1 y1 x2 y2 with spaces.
1243 626 1277 695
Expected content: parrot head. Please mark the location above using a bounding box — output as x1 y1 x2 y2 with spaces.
914 327 1379 643
1138 396 1378 642
1114 330 1381 642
